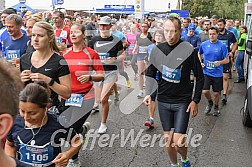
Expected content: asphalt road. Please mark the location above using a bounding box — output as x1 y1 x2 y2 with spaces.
78 66 252 167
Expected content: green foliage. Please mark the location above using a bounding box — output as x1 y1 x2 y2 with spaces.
182 0 247 19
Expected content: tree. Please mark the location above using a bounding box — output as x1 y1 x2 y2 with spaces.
182 0 247 19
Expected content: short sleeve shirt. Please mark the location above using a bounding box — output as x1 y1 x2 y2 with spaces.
64 46 104 94
218 30 237 52
7 113 76 167
199 40 228 77
20 52 70 107
136 32 153 56
90 35 123 71
2 34 30 60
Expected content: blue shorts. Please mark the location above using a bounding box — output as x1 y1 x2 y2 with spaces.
158 101 190 134
137 55 146 61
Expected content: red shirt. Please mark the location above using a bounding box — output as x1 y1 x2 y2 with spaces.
64 46 104 98
54 26 72 45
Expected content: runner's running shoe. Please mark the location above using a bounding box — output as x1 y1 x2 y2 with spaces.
204 103 213 114
144 118 154 128
180 160 191 167
222 94 227 105
98 123 107 134
93 103 99 112
137 90 144 98
213 107 220 117
67 159 81 167
171 163 181 167
127 80 131 88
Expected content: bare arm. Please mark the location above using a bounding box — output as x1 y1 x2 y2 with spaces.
52 134 81 166
122 39 128 49
117 49 126 61
231 42 238 53
50 74 72 99
132 41 138 53
198 52 205 67
29 73 72 99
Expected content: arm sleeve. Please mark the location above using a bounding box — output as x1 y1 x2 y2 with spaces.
191 51 204 104
238 38 245 47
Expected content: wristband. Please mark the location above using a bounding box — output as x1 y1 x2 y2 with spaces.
89 75 92 81
49 79 55 86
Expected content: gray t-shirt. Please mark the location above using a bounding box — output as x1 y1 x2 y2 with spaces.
200 31 209 42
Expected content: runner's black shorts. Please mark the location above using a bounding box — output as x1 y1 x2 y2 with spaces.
223 61 231 73
203 74 223 92
158 101 190 134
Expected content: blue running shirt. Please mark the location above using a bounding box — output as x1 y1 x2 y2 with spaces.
199 40 228 77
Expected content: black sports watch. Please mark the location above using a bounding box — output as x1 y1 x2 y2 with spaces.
49 78 55 86
89 75 92 81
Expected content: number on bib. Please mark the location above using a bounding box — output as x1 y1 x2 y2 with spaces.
20 143 54 167
65 94 83 107
6 50 20 62
162 65 182 83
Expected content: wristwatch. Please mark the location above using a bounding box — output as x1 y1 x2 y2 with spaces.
49 78 55 86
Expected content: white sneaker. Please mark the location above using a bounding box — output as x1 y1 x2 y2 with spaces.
137 90 144 98
93 103 99 111
80 122 91 144
67 159 81 167
97 123 107 134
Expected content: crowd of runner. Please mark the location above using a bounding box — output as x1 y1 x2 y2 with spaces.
0 7 247 167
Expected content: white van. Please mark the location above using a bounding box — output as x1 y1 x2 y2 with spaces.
242 20 252 127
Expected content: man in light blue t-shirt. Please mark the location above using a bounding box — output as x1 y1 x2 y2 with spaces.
0 8 26 57
198 26 229 117
226 20 238 39
2 14 30 63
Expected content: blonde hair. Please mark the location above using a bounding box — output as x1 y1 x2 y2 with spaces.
30 12 43 22
33 21 60 53
227 20 233 24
